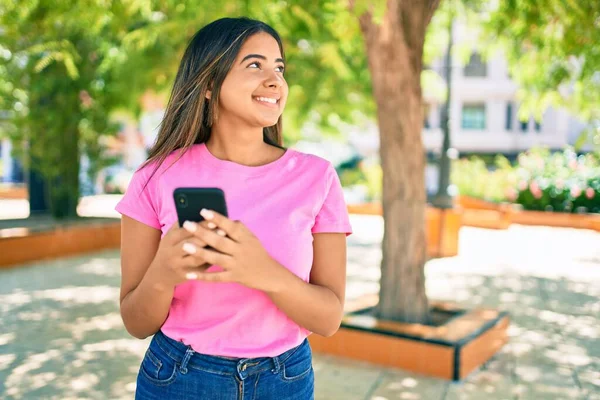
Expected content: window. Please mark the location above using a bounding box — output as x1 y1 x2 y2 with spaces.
506 103 513 131
461 104 486 130
464 53 487 77
520 119 529 132
534 120 542 133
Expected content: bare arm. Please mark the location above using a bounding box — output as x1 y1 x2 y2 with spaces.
119 215 214 338
265 233 347 337
119 216 174 339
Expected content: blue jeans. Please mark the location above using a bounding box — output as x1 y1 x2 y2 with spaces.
135 330 314 400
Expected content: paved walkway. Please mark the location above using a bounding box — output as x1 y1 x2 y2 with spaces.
1 215 599 399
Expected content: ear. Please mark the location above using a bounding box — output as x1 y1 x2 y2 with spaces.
205 82 214 100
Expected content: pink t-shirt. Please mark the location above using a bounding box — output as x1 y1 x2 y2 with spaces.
115 143 352 357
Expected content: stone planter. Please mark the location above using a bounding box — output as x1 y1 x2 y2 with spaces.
309 295 509 381
0 220 120 268
0 185 28 200
510 209 600 231
456 196 514 230
457 195 600 232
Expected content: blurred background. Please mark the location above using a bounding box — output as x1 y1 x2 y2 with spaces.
0 1 599 399
0 1 598 217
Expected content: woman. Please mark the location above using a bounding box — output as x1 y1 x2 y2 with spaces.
116 17 352 400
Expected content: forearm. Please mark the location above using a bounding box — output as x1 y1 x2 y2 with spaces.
266 263 344 337
120 264 175 339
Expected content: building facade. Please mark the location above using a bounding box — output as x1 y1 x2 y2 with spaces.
422 24 588 156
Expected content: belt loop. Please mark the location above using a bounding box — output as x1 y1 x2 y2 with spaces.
271 355 281 374
179 347 194 374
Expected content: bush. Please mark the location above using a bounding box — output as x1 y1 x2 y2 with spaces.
452 147 600 213
513 148 600 213
451 155 517 203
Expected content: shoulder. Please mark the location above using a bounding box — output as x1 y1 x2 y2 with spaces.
287 148 334 176
127 146 199 195
135 145 199 179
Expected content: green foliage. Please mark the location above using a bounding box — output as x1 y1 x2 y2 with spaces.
2 0 598 218
0 0 187 216
451 155 517 203
0 0 377 217
339 167 365 188
425 0 600 150
482 0 600 133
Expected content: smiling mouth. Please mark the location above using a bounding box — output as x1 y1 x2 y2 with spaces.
253 96 279 107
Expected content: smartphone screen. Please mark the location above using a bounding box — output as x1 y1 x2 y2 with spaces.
173 188 228 227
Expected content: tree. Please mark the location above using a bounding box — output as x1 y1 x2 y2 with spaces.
484 0 600 148
356 0 440 323
353 0 600 323
0 0 185 217
0 0 375 218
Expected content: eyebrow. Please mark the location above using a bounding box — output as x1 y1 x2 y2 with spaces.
240 54 285 64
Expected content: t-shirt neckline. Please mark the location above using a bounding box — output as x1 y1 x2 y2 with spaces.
197 142 292 177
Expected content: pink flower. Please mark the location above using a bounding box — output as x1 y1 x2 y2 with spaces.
586 187 595 199
529 181 542 199
570 185 581 198
529 181 540 193
568 159 577 169
506 188 518 201
518 181 528 191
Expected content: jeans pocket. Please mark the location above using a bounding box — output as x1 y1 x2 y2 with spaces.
281 343 313 382
139 346 178 387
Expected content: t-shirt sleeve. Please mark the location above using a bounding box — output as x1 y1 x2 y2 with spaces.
311 163 353 236
115 165 162 230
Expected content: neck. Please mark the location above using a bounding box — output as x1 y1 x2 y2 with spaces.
207 119 279 167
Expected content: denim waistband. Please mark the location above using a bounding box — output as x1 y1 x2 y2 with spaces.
152 330 308 378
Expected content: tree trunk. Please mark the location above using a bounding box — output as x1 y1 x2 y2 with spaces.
49 126 80 219
28 161 50 215
29 84 81 220
359 0 440 324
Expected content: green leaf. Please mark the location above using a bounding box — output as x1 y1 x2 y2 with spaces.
63 55 79 79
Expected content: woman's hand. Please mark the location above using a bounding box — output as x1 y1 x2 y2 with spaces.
148 220 217 290
181 209 282 292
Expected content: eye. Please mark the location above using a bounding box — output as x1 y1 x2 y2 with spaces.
248 61 261 69
276 65 285 73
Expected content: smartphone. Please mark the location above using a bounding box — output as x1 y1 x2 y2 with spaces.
173 187 229 227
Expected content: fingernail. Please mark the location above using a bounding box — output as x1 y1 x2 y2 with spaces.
216 229 226 237
182 242 197 254
207 222 217 229
183 221 197 233
186 272 198 280
200 209 214 220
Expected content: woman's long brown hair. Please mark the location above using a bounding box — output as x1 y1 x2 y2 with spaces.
142 17 285 183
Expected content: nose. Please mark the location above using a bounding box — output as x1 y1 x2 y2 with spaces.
263 71 284 89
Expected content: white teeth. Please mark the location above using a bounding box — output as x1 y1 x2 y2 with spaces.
255 97 277 104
